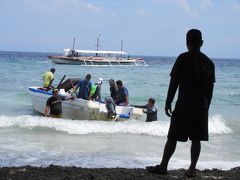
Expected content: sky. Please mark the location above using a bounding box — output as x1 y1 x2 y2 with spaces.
0 0 240 58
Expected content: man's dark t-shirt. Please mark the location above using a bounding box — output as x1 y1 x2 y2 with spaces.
46 96 65 115
168 50 215 141
171 51 215 110
110 86 118 101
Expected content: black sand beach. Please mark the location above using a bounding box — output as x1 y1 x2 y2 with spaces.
0 165 239 180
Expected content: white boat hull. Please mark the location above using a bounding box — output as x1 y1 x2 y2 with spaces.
27 87 143 121
48 56 148 66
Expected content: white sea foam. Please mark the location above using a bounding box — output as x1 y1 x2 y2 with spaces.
0 114 232 136
209 114 232 134
0 151 239 170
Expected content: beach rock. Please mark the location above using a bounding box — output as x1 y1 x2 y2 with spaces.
0 165 240 180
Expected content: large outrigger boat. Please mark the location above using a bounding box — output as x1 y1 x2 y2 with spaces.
48 36 148 66
48 49 148 66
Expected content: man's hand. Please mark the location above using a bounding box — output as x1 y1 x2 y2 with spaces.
165 103 172 117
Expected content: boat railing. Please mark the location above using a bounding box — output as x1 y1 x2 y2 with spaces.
51 55 149 66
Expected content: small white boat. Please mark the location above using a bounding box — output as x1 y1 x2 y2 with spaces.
27 86 143 121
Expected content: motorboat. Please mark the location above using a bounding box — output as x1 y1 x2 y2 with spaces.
27 78 143 121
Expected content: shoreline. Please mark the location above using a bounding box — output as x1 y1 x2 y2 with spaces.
0 165 239 179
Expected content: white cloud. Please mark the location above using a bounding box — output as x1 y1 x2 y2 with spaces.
234 4 240 11
111 12 117 18
85 3 101 13
176 0 191 13
154 0 214 15
224 34 240 44
136 9 146 17
154 0 192 13
200 0 213 10
21 0 101 15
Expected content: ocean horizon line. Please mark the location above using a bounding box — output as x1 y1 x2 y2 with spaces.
1 49 239 60
0 49 176 59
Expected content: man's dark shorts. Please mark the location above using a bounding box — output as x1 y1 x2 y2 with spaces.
167 107 209 142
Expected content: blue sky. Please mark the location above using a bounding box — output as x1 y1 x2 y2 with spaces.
0 0 240 58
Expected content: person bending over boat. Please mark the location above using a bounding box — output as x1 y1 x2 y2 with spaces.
73 74 92 100
109 79 118 102
105 96 117 119
45 89 73 118
115 80 129 106
132 98 157 122
90 78 103 102
42 68 55 89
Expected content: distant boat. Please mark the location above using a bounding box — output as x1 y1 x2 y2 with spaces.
48 36 148 66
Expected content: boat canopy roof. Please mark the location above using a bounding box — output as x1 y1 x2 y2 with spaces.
64 48 128 55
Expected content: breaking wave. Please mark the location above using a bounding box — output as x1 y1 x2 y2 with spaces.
0 114 232 136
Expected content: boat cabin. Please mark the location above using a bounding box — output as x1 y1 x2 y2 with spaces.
64 48 130 59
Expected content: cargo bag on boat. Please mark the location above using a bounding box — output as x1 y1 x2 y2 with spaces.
57 78 80 91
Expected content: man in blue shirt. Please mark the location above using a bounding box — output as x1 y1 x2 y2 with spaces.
74 74 92 100
115 80 129 106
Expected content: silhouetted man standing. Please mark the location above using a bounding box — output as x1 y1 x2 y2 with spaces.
147 29 215 177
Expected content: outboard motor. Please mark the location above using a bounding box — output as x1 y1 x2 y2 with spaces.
105 96 116 119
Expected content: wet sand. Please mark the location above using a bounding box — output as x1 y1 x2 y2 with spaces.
0 165 239 180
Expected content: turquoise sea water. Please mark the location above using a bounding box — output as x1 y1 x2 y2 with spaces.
0 51 239 169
